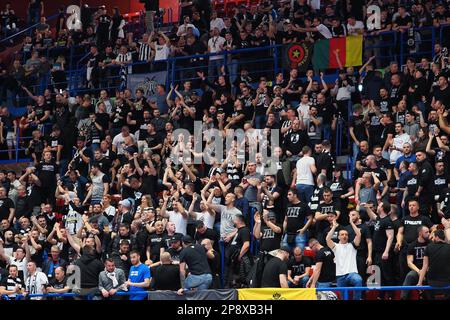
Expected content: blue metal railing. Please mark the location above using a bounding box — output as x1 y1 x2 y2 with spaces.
2 285 449 300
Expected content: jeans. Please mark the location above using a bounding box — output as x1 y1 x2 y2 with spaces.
208 59 223 79
323 124 332 141
185 273 213 290
352 142 360 163
28 8 40 26
317 281 332 288
295 184 314 204
228 59 238 86
401 270 419 300
288 275 310 288
281 232 308 251
254 114 266 129
336 273 363 300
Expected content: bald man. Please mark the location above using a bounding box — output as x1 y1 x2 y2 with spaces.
151 252 180 291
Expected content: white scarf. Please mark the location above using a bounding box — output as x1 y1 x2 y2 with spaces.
106 270 118 287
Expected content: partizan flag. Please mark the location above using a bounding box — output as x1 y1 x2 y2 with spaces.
285 43 313 71
312 35 363 70
238 288 317 300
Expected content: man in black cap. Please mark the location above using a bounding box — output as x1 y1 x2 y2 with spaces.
194 220 219 251
260 246 290 288
166 234 183 263
177 235 212 295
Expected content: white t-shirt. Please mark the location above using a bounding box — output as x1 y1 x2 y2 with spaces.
389 133 411 164
168 211 188 235
347 21 365 35
8 256 28 280
316 24 332 39
210 18 225 31
112 133 136 155
332 242 358 276
194 211 215 230
25 271 48 300
208 36 225 60
297 103 311 120
154 43 170 61
296 156 316 185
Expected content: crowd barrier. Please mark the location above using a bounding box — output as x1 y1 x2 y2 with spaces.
3 285 449 300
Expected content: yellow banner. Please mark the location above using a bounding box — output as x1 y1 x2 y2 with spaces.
238 288 317 300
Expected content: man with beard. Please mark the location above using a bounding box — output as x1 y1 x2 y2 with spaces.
395 200 434 283
282 189 313 251
145 220 166 266
345 210 372 285
400 225 430 300
284 119 309 161
418 225 450 299
315 188 343 241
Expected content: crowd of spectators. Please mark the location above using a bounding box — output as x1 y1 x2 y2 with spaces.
0 0 450 300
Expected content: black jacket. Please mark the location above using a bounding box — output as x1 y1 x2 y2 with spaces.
75 252 104 288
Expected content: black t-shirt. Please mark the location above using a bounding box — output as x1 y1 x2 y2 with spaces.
400 214 433 245
0 197 14 221
424 242 450 286
433 174 449 201
152 264 180 291
407 239 429 270
380 123 395 147
327 178 352 200
346 223 372 255
261 256 288 288
288 256 312 277
166 247 183 263
147 232 165 262
179 243 211 275
372 215 393 252
36 160 59 186
315 247 336 283
315 202 341 243
194 228 220 250
405 173 420 198
72 148 92 178
417 160 434 195
259 224 282 252
285 202 312 233
349 114 368 141
231 226 251 257
48 276 68 300
145 133 162 150
433 86 450 105
284 129 310 156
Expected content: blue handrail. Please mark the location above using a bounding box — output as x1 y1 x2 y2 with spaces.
5 285 449 300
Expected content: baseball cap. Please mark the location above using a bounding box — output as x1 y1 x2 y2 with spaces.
119 199 132 208
170 234 183 242
279 246 291 254
182 235 193 244
195 220 205 229
124 145 138 154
